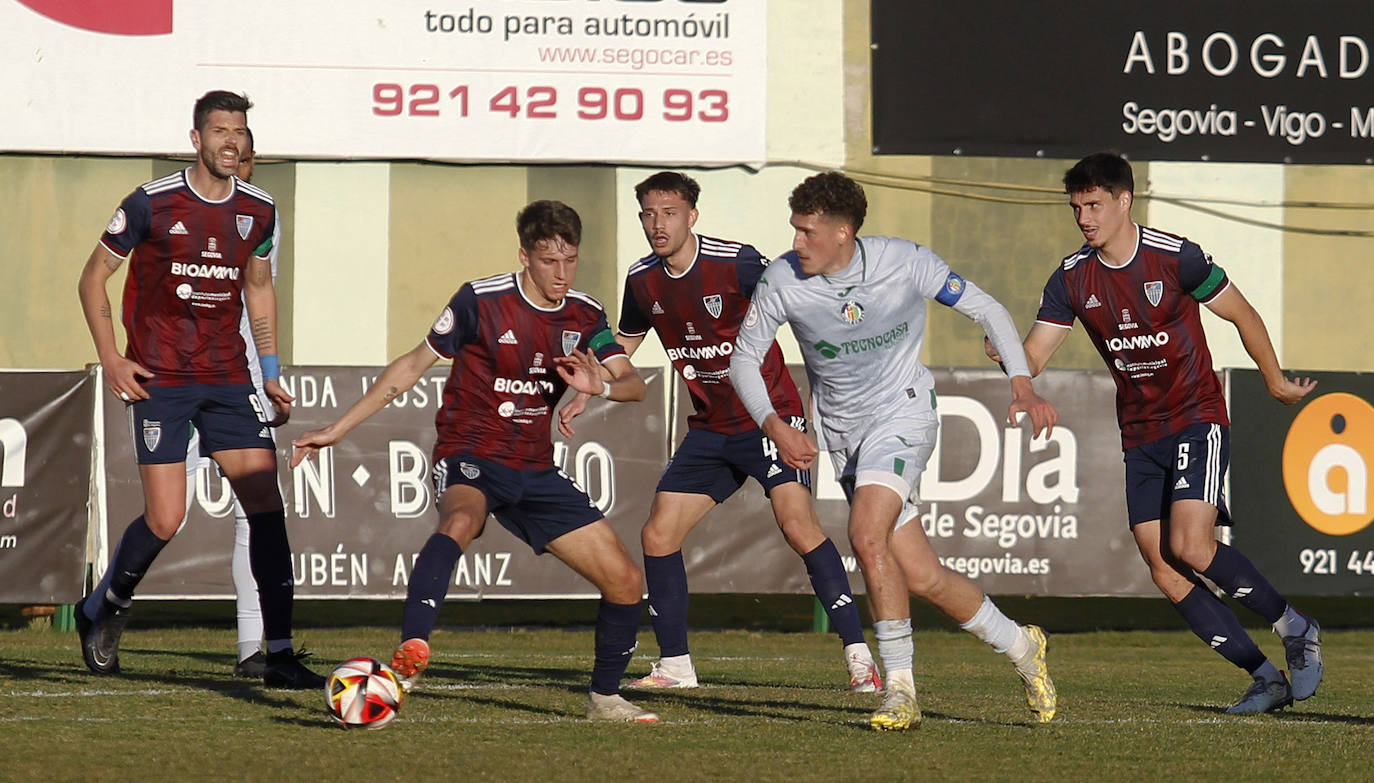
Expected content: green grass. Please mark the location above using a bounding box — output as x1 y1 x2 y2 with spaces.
3 625 1372 782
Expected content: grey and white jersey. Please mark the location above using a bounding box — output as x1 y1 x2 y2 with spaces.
730 235 1030 450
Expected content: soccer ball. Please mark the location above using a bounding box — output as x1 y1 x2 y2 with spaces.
325 657 404 730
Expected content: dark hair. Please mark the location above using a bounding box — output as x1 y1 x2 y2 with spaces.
788 172 867 232
634 171 701 208
517 200 582 251
1063 152 1134 196
193 90 252 133
244 126 255 153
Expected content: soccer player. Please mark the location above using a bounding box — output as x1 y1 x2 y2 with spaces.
576 171 878 690
75 90 322 688
987 151 1322 714
291 200 661 723
729 172 1059 730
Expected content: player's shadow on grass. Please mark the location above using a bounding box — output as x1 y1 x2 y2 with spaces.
1180 702 1374 724
626 689 871 724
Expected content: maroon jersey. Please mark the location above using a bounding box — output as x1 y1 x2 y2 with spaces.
1037 224 1231 450
619 234 802 435
99 169 276 387
425 272 626 470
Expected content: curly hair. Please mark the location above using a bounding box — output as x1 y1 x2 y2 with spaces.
788 172 867 232
516 200 582 251
634 171 701 208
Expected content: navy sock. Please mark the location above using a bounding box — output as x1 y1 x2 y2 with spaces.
591 599 642 695
1201 542 1287 623
105 516 168 606
803 539 866 646
246 509 294 642
1174 584 1267 674
643 552 690 657
401 534 462 641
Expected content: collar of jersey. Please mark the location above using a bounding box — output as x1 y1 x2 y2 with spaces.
661 232 699 280
819 239 866 286
1095 223 1141 270
181 167 237 205
515 271 567 312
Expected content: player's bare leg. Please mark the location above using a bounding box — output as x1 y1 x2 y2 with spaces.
771 482 878 691
847 485 920 730
547 521 659 723
891 520 1055 722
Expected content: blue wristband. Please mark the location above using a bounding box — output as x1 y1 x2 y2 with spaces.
260 354 280 381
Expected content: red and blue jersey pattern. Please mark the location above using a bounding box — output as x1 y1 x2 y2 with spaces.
1037 224 1231 450
99 169 276 387
619 234 802 435
425 272 626 469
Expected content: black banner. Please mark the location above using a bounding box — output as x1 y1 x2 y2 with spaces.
0 369 95 603
1231 369 1374 594
872 0 1374 163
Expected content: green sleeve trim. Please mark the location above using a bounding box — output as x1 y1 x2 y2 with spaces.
1190 264 1226 300
587 328 616 352
252 236 274 257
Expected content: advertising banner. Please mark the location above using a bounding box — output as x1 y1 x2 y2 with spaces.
3 0 766 165
100 366 670 599
673 366 1154 597
0 369 95 603
1230 369 1374 594
872 0 1374 163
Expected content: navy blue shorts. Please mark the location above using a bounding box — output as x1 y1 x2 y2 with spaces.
432 453 602 554
657 419 811 503
127 383 273 465
1123 422 1231 527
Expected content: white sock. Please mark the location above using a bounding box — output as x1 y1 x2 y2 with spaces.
231 508 264 662
660 653 694 674
1272 605 1307 637
886 667 915 695
843 641 874 662
874 618 913 674
959 596 1026 658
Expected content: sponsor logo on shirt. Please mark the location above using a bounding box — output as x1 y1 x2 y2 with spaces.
168 220 188 236
201 237 222 260
812 321 910 359
493 377 555 395
499 329 518 345
1105 331 1170 351
1085 294 1102 309
171 261 240 280
1118 309 1139 331
666 342 733 362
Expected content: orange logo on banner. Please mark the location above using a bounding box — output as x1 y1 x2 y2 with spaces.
1281 393 1374 536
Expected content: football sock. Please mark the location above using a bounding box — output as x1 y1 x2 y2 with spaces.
104 515 168 609
874 618 914 674
591 599 642 695
232 509 264 661
1272 605 1308 637
1201 543 1287 623
401 533 463 641
246 509 294 643
1252 659 1284 684
644 551 690 657
959 596 1029 661
802 539 866 647
1174 584 1266 673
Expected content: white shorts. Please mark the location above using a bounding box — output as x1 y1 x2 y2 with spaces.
827 413 937 526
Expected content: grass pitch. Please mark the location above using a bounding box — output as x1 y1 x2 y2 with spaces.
2 625 1371 782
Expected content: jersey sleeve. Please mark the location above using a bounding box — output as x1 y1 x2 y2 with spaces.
1178 241 1229 303
585 311 627 363
729 257 791 427
99 189 152 258
425 284 480 359
617 278 650 337
1034 267 1076 328
734 244 770 299
250 205 278 261
905 242 968 307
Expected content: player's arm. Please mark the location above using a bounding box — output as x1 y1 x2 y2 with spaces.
1205 284 1316 404
77 243 154 400
291 341 440 466
729 284 818 470
555 349 645 402
243 254 295 419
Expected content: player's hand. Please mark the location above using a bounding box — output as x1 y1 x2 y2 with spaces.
290 426 337 468
763 414 818 471
553 348 606 396
1008 375 1057 438
105 355 154 402
1268 375 1318 405
558 392 590 438
984 337 1008 374
263 377 294 426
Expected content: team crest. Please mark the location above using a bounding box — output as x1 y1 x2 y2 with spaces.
561 330 581 355
703 294 723 319
236 214 253 240
459 462 480 480
838 300 865 325
1144 281 1163 307
142 419 162 453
